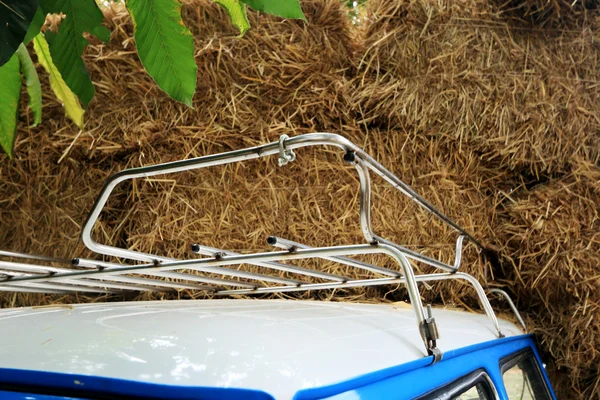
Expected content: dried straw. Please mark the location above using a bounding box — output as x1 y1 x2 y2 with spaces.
497 159 600 398
0 0 598 397
353 0 600 177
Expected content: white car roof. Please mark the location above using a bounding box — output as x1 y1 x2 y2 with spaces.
0 299 522 399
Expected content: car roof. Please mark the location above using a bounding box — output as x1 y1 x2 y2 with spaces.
0 299 522 399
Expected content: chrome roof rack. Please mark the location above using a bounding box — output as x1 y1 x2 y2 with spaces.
0 133 526 360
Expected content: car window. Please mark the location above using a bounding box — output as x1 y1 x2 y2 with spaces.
416 370 496 400
501 350 551 400
452 382 491 399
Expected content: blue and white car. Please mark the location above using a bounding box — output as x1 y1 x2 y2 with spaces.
0 299 554 399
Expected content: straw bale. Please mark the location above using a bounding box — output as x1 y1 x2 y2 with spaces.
0 0 597 396
496 0 599 27
0 0 356 304
353 0 600 176
497 160 600 397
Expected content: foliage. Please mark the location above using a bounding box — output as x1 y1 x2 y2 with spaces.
33 34 84 129
0 0 38 66
126 0 197 106
0 0 305 157
16 44 42 127
39 0 111 107
214 0 251 35
0 54 21 157
241 0 306 20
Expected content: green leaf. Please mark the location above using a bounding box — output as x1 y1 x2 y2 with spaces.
240 0 305 20
33 34 84 128
0 0 39 66
0 53 22 157
126 0 197 106
39 0 109 107
16 44 42 126
214 0 251 36
23 7 45 45
90 24 111 44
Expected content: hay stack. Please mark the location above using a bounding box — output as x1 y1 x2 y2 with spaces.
0 0 359 305
353 0 600 176
4 1 501 293
0 0 598 396
497 161 600 397
496 0 599 27
0 0 505 303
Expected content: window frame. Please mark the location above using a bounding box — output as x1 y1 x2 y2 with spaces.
415 369 500 400
499 348 552 400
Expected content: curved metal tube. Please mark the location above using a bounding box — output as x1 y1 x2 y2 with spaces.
265 236 502 336
80 133 483 262
353 158 376 244
353 157 466 273
0 133 508 354
452 273 502 337
453 235 467 270
489 288 526 331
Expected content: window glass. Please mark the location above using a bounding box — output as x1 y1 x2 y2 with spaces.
452 382 490 399
417 370 494 400
502 351 551 400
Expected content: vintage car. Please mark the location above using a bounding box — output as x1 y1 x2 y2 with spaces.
0 134 556 399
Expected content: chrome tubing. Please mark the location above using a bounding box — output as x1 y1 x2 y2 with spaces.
452 273 502 337
217 272 503 338
0 243 432 351
0 285 67 294
0 260 162 293
489 289 526 331
352 157 376 244
0 253 226 292
453 235 467 270
0 245 417 296
0 250 72 264
191 244 347 282
75 258 257 289
80 133 482 263
0 270 121 293
267 236 400 277
352 157 462 273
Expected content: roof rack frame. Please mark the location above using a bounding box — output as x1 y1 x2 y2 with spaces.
0 133 521 360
